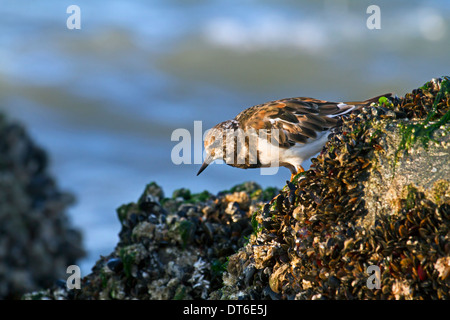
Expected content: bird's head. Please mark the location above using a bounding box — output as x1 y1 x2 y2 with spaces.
197 120 238 175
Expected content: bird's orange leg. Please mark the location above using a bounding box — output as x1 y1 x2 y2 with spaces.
290 165 305 181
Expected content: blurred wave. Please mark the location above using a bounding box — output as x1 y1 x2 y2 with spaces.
0 0 449 274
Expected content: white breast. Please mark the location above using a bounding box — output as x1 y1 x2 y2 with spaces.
256 131 330 168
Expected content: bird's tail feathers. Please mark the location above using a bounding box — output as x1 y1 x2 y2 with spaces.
330 92 393 119
346 93 393 107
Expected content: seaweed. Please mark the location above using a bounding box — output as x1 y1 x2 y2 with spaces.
394 76 450 168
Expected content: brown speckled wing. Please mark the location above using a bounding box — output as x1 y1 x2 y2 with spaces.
235 94 392 148
236 98 342 148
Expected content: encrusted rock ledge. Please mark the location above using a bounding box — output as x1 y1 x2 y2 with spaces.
24 77 450 300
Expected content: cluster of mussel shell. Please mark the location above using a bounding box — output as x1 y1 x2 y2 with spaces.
60 182 278 300
220 78 449 300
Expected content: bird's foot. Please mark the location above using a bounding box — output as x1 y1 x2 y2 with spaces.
290 166 305 181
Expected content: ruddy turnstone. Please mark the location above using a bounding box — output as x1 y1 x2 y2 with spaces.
197 93 392 179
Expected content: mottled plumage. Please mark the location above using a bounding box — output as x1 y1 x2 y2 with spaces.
197 94 392 177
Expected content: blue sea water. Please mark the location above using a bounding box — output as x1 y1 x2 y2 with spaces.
0 0 449 275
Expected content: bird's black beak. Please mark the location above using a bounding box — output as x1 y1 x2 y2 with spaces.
197 154 214 176
197 160 209 176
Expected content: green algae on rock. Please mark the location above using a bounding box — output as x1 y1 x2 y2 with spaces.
394 76 450 165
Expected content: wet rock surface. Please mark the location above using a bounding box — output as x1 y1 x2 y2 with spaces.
0 113 85 299
24 77 450 300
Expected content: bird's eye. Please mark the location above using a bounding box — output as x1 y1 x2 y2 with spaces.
210 138 221 149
